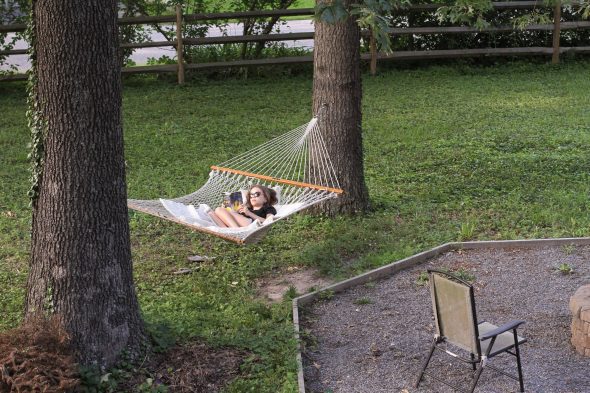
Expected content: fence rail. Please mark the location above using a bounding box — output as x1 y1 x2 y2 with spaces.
0 1 588 82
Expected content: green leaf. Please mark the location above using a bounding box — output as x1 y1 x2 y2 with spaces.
436 0 493 29
314 0 349 24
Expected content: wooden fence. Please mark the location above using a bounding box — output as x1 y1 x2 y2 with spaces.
1 1 590 83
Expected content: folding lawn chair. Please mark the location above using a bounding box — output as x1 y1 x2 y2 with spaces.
415 269 527 393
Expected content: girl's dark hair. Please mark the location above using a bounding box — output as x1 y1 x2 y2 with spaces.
246 185 278 209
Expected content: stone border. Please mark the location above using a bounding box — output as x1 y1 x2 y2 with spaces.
292 237 590 393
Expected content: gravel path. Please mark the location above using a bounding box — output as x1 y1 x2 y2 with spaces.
301 245 590 393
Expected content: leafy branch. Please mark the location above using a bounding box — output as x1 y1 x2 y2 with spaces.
512 9 552 30
314 0 410 52
436 0 493 30
314 0 349 25
511 1 590 30
568 0 590 19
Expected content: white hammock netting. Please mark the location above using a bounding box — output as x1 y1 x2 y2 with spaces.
128 117 343 244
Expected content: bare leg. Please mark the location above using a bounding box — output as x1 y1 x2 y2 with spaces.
207 211 227 227
214 207 241 228
227 210 253 227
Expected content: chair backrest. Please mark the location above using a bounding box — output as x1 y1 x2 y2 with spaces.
429 270 481 354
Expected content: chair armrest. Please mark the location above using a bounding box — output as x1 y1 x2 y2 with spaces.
480 320 525 341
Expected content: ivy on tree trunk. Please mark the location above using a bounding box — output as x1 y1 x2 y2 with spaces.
25 0 146 368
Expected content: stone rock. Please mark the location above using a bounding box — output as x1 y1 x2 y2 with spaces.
570 284 590 356
187 255 214 262
569 285 590 316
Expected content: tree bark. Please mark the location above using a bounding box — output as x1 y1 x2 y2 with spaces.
26 0 146 368
312 3 369 215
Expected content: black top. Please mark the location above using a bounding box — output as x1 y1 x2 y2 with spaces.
247 205 277 219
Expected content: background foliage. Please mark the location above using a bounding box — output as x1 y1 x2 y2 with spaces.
6 0 590 72
0 0 28 73
396 0 590 52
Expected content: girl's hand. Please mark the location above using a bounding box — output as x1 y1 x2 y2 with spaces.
238 204 250 216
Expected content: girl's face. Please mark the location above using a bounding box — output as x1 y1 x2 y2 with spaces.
249 187 266 208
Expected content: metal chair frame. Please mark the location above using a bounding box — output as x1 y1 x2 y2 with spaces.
415 269 527 393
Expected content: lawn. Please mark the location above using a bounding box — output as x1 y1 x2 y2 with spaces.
1 61 590 391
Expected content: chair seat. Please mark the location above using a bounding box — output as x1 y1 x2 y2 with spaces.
478 322 527 357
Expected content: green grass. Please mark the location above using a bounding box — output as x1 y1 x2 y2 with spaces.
288 0 314 15
295 0 314 8
2 61 590 391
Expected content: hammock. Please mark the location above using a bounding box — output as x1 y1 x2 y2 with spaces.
128 116 343 244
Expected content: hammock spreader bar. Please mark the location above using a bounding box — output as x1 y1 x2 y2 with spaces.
210 166 344 194
127 116 342 244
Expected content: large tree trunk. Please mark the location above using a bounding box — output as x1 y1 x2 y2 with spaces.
25 0 146 368
312 5 369 215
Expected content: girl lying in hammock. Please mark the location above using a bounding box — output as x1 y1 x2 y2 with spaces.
206 185 278 228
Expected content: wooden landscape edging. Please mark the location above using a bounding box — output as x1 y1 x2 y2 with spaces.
292 236 590 393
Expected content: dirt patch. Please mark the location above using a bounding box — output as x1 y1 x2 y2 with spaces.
123 340 249 392
256 267 334 302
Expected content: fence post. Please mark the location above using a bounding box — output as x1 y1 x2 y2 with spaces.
176 4 185 84
552 1 561 64
370 29 377 76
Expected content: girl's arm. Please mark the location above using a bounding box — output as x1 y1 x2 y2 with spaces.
238 205 263 223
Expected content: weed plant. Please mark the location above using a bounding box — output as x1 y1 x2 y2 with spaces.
416 271 429 286
557 262 574 275
2 61 590 391
562 243 576 256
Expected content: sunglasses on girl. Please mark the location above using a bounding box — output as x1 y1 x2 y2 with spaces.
250 191 262 198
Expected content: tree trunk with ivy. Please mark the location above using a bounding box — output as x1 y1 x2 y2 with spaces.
311 0 369 215
25 0 146 368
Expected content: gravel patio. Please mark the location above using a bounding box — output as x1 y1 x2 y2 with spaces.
301 245 590 393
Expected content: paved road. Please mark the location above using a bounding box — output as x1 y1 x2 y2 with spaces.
1 19 314 72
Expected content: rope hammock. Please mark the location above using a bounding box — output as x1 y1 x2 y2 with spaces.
128 116 343 244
